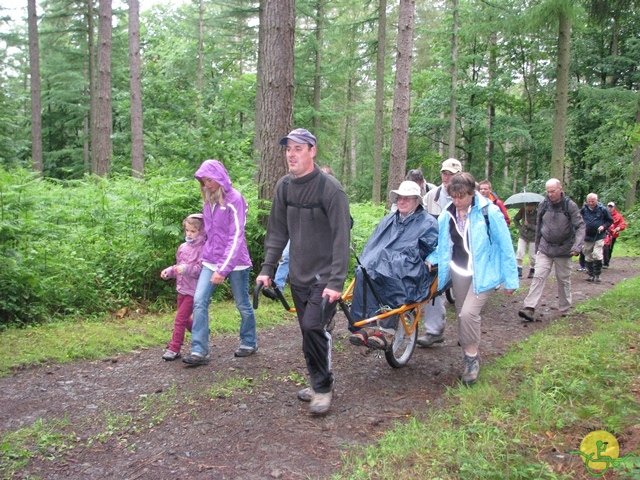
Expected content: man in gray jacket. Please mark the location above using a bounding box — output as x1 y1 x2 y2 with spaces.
257 128 351 416
518 178 585 321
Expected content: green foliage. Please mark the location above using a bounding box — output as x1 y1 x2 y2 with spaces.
0 167 201 325
0 166 384 326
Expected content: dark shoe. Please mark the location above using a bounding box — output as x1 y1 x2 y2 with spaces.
417 333 445 347
594 275 601 284
349 327 374 347
367 331 394 350
528 268 535 279
162 349 181 361
182 352 210 366
234 346 257 357
602 265 609 269
462 354 480 386
297 387 314 402
518 307 535 322
261 287 278 301
586 276 595 282
309 391 332 415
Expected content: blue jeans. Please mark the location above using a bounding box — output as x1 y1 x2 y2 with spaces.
191 266 257 355
273 241 290 290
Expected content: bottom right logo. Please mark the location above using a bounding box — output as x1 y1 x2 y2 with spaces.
571 430 637 477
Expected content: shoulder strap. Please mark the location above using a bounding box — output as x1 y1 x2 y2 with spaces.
282 172 327 214
482 205 492 245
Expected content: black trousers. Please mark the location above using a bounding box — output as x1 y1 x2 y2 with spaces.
290 283 336 394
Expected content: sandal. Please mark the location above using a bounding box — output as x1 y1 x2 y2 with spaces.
367 331 394 351
349 327 375 347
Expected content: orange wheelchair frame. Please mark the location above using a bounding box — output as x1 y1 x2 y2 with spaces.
254 272 444 368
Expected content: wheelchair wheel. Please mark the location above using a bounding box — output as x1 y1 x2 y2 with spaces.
385 310 418 368
445 287 455 304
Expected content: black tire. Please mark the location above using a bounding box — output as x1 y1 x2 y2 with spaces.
385 310 418 368
445 287 455 304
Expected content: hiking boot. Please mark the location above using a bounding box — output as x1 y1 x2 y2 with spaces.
417 333 445 347
461 354 480 386
309 390 333 415
182 352 211 366
518 307 535 322
234 345 258 357
162 349 181 361
528 268 535 279
594 275 601 284
297 387 314 402
367 331 394 350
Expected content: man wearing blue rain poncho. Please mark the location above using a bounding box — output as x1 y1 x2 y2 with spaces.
349 181 439 350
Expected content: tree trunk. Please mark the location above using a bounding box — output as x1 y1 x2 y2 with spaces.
197 0 204 128
626 95 640 210
387 0 415 203
129 0 144 178
28 0 43 174
372 0 387 204
550 12 571 181
485 31 496 179
87 0 96 174
92 0 113 177
312 0 323 131
255 0 295 208
447 0 459 159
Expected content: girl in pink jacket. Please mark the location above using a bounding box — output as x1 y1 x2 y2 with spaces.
160 214 206 360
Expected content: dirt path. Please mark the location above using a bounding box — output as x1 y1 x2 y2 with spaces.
3 259 639 480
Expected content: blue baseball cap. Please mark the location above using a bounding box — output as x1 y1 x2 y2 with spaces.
279 128 317 147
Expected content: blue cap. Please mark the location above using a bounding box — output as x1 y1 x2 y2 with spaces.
279 128 317 147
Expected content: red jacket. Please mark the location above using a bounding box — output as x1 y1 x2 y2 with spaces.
605 208 627 246
488 192 511 227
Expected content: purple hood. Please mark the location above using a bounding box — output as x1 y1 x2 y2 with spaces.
194 159 252 275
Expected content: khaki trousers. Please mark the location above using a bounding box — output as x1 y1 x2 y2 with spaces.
450 270 492 351
523 253 572 312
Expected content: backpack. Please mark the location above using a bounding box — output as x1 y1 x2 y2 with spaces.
539 196 575 234
282 172 354 228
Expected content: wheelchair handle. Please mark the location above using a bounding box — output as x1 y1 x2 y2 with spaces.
320 295 330 326
253 281 264 309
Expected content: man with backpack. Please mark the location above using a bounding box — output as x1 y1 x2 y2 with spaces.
257 128 351 416
417 158 462 348
580 193 613 283
518 178 585 322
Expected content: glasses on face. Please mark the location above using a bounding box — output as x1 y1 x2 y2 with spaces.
396 195 416 202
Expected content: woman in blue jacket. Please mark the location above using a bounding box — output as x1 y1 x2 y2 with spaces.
427 172 519 385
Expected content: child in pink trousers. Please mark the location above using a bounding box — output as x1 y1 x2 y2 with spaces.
160 214 206 360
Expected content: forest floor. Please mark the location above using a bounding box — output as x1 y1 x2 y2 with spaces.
3 258 640 480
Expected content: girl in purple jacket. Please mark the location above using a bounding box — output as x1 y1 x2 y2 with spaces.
160 214 206 360
182 160 258 365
